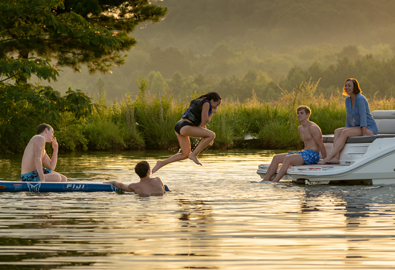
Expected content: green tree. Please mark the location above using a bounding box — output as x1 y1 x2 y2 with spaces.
0 0 166 153
60 0 168 73
0 0 167 75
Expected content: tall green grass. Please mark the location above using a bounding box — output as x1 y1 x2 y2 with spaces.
55 79 395 152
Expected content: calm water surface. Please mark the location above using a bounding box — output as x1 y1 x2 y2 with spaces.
1 150 395 269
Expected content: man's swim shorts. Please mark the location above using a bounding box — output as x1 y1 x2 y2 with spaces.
288 149 320 165
20 168 51 182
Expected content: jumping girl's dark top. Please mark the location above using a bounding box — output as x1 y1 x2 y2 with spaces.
181 99 212 126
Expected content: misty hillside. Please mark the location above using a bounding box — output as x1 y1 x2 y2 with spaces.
137 0 395 52
49 0 395 101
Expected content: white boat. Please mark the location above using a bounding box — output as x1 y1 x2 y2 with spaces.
257 110 395 185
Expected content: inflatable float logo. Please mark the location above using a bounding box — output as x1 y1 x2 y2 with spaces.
110 185 122 192
27 183 41 192
64 184 87 190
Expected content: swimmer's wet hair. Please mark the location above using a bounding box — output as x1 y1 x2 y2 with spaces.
135 161 150 178
37 123 53 134
297 105 311 115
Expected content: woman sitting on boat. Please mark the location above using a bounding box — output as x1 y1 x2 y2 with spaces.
318 78 378 165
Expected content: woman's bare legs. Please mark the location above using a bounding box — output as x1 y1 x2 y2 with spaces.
187 128 215 165
328 127 348 164
152 132 191 173
152 126 215 173
318 127 373 164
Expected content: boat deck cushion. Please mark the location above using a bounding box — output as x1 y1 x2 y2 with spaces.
323 134 395 143
371 110 395 119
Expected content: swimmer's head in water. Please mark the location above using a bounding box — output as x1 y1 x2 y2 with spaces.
135 161 150 178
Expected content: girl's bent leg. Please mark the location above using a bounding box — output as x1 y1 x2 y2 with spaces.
152 132 191 173
180 126 216 166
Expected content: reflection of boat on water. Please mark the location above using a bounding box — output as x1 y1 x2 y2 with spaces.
257 110 395 185
0 181 170 193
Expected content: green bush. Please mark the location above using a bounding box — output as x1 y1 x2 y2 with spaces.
4 79 395 153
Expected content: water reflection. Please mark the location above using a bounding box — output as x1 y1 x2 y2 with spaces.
0 151 395 269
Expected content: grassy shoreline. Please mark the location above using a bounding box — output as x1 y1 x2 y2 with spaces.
4 80 393 154
53 81 395 153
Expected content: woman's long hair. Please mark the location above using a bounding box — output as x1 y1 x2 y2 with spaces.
190 92 222 108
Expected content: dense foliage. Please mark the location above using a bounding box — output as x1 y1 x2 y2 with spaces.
2 0 395 153
48 0 395 101
0 0 166 153
3 77 395 154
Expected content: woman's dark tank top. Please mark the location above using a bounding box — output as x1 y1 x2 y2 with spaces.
181 99 212 126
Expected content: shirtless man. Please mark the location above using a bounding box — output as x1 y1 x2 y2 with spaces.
106 161 167 196
20 123 67 182
262 106 327 182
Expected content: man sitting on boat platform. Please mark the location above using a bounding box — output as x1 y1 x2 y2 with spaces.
20 123 67 182
262 106 327 182
106 161 167 196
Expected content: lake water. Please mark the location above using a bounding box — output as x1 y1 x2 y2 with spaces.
1 150 395 269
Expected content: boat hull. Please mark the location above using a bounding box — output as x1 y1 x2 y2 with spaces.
257 111 395 185
257 138 395 185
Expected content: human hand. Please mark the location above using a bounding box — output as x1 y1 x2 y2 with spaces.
212 108 217 113
104 181 114 185
52 137 59 151
209 139 214 146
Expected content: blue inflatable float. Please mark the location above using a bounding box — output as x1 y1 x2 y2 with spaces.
0 181 170 193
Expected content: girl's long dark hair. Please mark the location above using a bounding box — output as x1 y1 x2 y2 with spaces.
190 92 222 107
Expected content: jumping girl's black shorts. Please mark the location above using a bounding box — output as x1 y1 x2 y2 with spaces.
175 120 194 135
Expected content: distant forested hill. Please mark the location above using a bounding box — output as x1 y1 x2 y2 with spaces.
49 0 395 101
135 0 395 52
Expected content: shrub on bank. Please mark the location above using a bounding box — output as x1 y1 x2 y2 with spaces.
6 80 395 153
54 93 395 152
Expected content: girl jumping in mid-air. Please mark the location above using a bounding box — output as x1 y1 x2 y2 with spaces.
152 92 222 173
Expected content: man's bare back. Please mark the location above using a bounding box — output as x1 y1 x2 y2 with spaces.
21 135 46 174
106 161 167 196
130 177 165 196
20 124 67 182
107 177 166 196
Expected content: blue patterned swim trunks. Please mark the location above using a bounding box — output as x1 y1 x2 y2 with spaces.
288 150 320 165
21 168 51 182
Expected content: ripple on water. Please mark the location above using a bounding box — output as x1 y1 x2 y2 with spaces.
0 151 395 269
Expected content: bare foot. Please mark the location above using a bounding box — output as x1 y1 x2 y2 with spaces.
189 154 202 166
318 159 329 165
326 158 340 164
152 161 164 173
